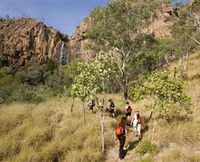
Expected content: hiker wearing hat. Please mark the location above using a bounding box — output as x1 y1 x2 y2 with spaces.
108 99 115 117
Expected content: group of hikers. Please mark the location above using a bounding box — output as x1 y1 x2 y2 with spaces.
86 99 142 160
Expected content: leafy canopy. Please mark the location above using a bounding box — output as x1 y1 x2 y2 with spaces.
131 71 192 118
71 51 117 100
86 0 159 52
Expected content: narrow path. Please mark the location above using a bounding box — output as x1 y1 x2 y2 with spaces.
105 128 141 162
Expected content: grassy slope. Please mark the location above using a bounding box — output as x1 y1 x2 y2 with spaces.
0 51 199 162
124 50 200 162
0 98 119 162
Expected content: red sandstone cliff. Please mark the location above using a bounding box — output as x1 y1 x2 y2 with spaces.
0 18 68 70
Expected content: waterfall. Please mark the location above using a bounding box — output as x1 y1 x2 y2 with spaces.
59 42 64 65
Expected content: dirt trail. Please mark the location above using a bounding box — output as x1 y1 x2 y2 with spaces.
105 129 141 162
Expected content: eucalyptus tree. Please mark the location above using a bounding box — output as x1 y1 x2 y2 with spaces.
71 51 117 153
131 71 192 119
86 0 161 99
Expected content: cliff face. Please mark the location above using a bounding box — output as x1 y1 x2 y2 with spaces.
0 2 193 70
67 4 178 61
67 20 94 61
0 18 68 70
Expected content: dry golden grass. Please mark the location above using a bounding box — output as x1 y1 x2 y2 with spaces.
117 50 200 162
0 51 199 162
0 97 118 162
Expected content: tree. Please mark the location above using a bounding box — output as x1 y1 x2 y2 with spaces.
86 0 161 99
71 51 117 153
131 70 192 119
170 0 200 72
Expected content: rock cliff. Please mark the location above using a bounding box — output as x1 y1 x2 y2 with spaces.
0 18 68 71
67 4 179 61
0 1 196 70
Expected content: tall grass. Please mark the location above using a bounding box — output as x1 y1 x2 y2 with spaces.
0 97 117 162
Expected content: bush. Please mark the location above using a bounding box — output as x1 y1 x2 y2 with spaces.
13 85 44 104
0 63 73 104
136 140 159 156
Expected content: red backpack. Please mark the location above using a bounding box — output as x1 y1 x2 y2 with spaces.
127 106 132 113
137 117 142 124
115 125 123 135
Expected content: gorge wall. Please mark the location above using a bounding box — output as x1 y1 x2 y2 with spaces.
0 18 68 71
0 2 193 71
67 4 179 61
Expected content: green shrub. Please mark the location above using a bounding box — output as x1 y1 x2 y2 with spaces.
13 85 44 104
136 140 159 156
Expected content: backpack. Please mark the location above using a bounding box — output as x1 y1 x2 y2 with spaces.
115 125 123 135
91 100 95 106
110 101 115 108
127 106 132 113
137 117 142 124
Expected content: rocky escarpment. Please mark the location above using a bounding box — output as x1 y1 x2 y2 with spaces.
67 4 179 61
67 20 94 61
0 1 196 70
0 18 68 71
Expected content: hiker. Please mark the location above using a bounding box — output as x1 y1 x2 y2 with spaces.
87 99 95 111
115 116 127 160
131 111 142 137
108 99 115 117
131 111 138 130
125 101 132 118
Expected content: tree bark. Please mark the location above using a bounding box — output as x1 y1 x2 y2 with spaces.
71 97 75 113
99 105 105 153
82 100 86 123
149 111 153 121
184 53 189 71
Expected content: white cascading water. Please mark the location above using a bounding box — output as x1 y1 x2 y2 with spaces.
59 42 64 64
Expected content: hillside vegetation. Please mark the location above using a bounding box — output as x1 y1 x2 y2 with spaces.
0 0 200 161
0 51 199 162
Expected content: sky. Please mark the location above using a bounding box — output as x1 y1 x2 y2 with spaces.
0 0 189 36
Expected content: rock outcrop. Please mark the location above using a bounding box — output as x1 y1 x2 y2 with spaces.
67 4 179 61
0 2 195 70
67 20 94 61
0 18 68 71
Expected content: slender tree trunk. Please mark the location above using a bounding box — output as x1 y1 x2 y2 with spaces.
100 108 105 153
71 97 75 113
122 70 128 100
184 53 189 71
82 100 86 123
149 111 153 121
180 56 184 77
124 87 128 100
94 95 105 153
164 53 169 65
173 67 177 78
101 82 105 153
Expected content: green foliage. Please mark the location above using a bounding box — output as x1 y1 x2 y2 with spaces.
85 0 165 98
86 0 158 50
46 59 58 74
13 85 44 104
71 51 118 100
131 71 192 118
170 0 200 59
136 140 159 156
0 61 73 104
